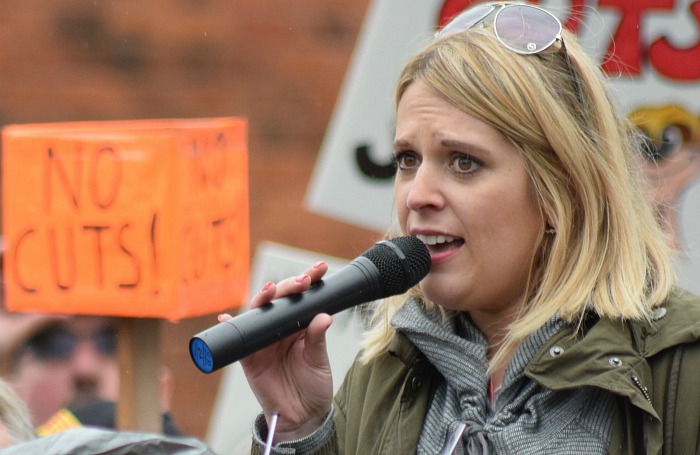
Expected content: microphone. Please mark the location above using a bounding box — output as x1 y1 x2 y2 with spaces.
189 236 431 373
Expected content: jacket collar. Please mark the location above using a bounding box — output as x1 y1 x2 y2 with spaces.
526 287 700 420
630 287 700 355
388 289 700 419
387 331 424 366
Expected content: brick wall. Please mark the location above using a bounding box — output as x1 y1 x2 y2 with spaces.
0 0 377 440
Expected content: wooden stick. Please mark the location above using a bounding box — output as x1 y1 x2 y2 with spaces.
116 317 161 433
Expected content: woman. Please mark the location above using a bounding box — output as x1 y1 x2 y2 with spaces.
238 3 700 454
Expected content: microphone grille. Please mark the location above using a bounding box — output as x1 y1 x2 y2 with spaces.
362 236 431 297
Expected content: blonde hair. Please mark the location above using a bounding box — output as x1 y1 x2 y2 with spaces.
361 24 676 370
0 379 35 446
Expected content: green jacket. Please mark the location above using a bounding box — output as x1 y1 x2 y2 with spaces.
254 288 700 454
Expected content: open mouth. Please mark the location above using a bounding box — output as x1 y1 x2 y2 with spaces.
415 234 465 254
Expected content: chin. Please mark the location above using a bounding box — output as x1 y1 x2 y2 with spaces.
420 271 469 306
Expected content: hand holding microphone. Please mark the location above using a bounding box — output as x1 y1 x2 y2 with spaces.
189 236 430 444
189 236 431 373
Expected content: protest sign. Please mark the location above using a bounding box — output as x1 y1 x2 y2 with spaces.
2 117 249 319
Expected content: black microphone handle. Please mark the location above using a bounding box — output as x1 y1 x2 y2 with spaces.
190 256 381 373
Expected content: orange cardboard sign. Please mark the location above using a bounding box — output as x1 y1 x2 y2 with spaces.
2 118 249 319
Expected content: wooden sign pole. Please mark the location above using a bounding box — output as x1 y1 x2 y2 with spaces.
116 318 161 433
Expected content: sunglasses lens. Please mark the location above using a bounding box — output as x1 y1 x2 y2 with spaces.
494 5 561 54
93 327 118 356
24 326 118 360
437 4 495 37
26 328 76 360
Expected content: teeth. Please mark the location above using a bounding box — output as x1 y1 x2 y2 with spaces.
416 234 455 245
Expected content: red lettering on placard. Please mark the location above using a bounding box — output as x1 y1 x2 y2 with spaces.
437 0 473 28
597 0 674 75
649 1 700 80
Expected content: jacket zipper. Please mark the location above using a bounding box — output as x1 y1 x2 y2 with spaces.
630 375 651 402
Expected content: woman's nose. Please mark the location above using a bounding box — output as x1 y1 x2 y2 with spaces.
405 165 444 211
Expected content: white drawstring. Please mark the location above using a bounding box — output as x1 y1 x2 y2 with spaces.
441 421 467 455
263 412 280 455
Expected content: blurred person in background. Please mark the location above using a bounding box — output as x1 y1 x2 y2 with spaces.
0 239 179 436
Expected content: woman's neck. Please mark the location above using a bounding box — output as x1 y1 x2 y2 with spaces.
467 308 523 394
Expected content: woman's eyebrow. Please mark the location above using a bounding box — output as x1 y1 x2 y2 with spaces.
393 139 412 150
393 138 491 155
441 139 489 155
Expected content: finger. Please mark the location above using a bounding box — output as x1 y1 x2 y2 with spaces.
302 313 333 368
249 281 276 309
272 273 312 298
304 261 329 283
249 272 311 310
248 261 327 312
274 260 329 296
217 313 233 322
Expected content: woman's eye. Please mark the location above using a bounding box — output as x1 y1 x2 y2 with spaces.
394 152 420 170
450 154 481 173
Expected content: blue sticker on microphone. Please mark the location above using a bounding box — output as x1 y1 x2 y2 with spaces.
190 338 214 373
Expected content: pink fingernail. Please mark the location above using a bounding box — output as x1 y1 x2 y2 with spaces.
313 261 326 269
295 274 310 283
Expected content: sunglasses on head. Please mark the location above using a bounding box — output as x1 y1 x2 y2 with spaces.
23 325 118 361
436 2 584 106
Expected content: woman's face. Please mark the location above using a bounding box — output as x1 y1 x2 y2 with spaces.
394 81 544 328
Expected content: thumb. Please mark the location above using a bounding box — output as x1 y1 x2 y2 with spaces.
302 313 333 367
